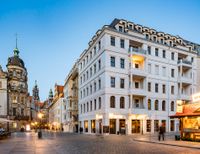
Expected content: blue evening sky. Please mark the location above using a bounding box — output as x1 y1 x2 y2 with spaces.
0 0 200 100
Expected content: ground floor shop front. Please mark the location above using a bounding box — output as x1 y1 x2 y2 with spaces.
79 113 179 134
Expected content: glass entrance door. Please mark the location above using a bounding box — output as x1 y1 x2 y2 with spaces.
119 119 126 134
132 120 140 133
110 119 116 134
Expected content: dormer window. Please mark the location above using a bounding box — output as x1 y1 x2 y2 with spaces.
160 39 164 44
169 41 172 46
153 36 157 42
119 26 123 32
129 25 133 29
145 34 149 39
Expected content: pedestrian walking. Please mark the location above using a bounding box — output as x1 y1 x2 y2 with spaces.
158 123 165 141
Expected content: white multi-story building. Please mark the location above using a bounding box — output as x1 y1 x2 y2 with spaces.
63 61 79 132
78 18 200 134
0 65 7 117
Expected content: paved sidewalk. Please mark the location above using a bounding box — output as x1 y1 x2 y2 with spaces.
131 132 200 149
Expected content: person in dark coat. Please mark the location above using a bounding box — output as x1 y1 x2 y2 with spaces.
158 123 165 141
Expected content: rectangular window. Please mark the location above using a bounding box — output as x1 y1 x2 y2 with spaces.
135 82 139 89
148 46 151 55
120 39 125 48
154 120 159 132
86 71 88 80
94 46 96 55
13 108 16 116
90 67 92 77
90 51 92 59
135 63 139 69
171 86 174 94
98 41 101 50
94 64 96 74
162 66 166 77
162 101 166 111
146 120 151 132
170 120 175 131
162 84 166 94
120 78 125 89
90 101 92 111
148 63 151 74
94 82 96 92
94 99 97 110
162 50 166 58
98 79 101 90
148 82 151 92
155 83 159 93
120 58 125 69
171 52 175 60
110 36 115 46
110 56 115 67
155 48 159 57
171 69 175 78
98 59 101 70
155 65 159 75
135 99 139 108
111 77 115 88
99 97 101 109
90 85 92 94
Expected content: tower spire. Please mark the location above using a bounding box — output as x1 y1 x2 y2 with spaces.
13 33 19 56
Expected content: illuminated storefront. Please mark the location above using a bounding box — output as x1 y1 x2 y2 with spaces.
170 99 200 141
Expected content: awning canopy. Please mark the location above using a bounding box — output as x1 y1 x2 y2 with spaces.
170 102 200 118
170 113 200 118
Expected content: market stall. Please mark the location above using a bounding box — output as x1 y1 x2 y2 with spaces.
170 100 200 141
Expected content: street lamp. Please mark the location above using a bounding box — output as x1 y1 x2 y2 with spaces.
38 112 43 139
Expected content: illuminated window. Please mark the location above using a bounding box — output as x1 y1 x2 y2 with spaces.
148 99 151 110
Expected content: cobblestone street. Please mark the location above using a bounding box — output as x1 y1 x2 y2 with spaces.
0 131 200 154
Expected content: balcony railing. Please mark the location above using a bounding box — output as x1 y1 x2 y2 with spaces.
178 59 192 65
129 47 147 55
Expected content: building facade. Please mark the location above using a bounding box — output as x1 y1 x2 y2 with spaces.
63 61 79 132
48 84 65 131
6 46 30 130
77 19 200 134
0 65 7 117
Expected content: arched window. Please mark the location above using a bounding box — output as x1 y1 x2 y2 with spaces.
155 100 159 110
162 100 166 111
148 99 151 110
110 96 115 108
120 97 125 109
171 101 174 111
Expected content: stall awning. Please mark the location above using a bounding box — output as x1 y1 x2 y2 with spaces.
170 113 200 118
170 102 200 118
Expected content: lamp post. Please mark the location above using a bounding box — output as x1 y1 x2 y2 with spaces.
38 112 43 139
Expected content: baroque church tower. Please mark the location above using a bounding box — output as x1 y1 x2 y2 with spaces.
6 38 29 119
